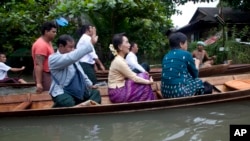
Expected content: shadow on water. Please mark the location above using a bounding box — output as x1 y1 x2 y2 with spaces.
0 100 250 141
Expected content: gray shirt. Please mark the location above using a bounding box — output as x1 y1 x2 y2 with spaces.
49 40 93 97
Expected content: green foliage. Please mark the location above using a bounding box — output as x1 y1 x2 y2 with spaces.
48 0 175 64
0 0 57 55
0 0 216 65
173 0 215 5
222 0 250 11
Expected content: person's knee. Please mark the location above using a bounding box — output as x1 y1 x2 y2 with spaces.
53 94 76 107
90 89 101 104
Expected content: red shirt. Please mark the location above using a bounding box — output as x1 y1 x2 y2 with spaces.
32 37 54 72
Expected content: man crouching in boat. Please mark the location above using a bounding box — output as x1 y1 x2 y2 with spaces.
48 33 101 107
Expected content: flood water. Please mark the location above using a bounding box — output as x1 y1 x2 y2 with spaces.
0 100 250 141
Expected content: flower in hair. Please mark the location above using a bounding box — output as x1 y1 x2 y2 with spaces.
109 44 117 56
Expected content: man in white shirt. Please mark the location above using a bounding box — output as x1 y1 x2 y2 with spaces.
125 42 150 73
76 25 105 85
0 53 27 83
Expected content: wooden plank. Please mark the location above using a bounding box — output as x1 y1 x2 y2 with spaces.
12 101 32 111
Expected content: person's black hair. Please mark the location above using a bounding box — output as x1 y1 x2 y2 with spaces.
77 24 92 37
112 32 126 52
41 21 57 35
168 32 187 49
129 42 136 51
165 28 177 37
56 34 74 47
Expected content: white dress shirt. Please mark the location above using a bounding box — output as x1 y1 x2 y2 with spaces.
125 52 146 73
76 34 98 64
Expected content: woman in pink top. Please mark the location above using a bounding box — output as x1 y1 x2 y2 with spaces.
108 33 156 103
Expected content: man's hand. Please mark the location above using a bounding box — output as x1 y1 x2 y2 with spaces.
21 66 25 70
148 76 154 85
91 27 98 44
91 85 98 89
36 83 43 94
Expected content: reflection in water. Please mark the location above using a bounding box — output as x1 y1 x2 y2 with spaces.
0 100 250 141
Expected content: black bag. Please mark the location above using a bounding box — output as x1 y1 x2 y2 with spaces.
203 81 213 94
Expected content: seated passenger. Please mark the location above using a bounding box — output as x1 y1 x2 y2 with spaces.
49 34 101 107
161 32 204 98
192 41 216 68
0 52 27 84
125 42 150 73
108 33 156 103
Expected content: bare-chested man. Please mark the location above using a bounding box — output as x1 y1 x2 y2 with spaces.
192 41 216 68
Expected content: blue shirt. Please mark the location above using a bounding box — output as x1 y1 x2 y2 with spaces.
161 49 198 85
49 40 93 97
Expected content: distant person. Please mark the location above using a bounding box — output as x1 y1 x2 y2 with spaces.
32 21 57 93
192 41 216 68
0 53 27 83
108 33 156 103
125 42 150 73
76 24 105 85
49 34 101 107
161 32 204 98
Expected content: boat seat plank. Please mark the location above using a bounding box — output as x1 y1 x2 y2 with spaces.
0 94 31 104
201 75 234 85
225 79 250 90
213 85 234 93
12 101 32 111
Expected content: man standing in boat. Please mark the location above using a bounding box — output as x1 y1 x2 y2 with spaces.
32 21 57 93
76 24 106 85
48 33 101 107
192 41 216 68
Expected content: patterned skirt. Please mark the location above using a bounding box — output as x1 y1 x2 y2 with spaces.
161 78 204 98
108 73 156 103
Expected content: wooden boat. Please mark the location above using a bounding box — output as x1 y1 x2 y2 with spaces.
0 82 36 88
224 64 250 74
96 64 231 81
198 64 230 77
1 73 250 117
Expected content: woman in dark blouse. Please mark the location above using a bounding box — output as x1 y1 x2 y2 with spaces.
161 32 204 98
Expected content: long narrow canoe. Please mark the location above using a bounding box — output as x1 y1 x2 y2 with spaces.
97 64 250 81
1 73 250 117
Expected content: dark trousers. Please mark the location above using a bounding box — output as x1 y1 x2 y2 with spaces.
52 89 101 107
133 62 150 73
79 62 97 84
33 70 51 91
